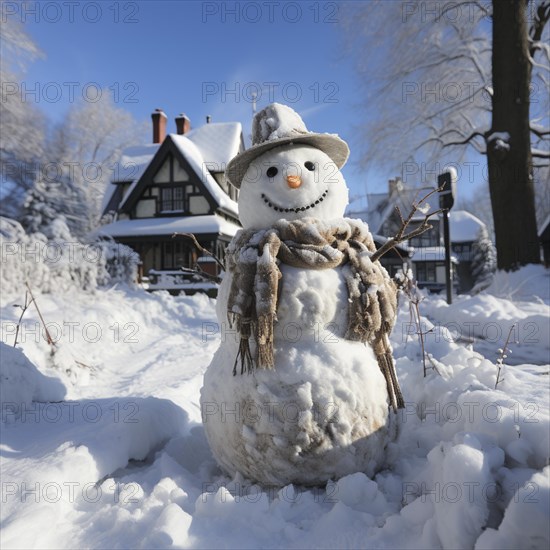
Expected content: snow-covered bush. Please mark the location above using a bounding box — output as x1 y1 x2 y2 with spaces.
0 216 139 298
97 237 140 286
470 226 497 293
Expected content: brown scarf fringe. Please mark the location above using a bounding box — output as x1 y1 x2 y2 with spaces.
226 218 405 411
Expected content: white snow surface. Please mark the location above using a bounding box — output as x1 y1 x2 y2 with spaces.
1 265 549 549
0 342 67 420
96 214 240 239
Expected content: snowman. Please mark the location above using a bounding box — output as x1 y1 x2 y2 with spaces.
200 103 404 487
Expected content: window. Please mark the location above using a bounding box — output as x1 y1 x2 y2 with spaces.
162 241 190 269
160 187 184 212
409 221 441 247
134 153 213 217
452 243 472 255
415 262 437 282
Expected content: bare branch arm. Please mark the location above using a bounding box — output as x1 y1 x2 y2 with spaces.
371 187 444 262
172 232 225 271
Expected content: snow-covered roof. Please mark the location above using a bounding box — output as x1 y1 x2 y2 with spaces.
363 193 390 232
101 143 160 211
103 123 243 216
361 187 440 234
117 134 239 217
171 134 239 216
362 188 486 248
185 122 243 168
95 215 240 239
113 143 160 182
372 234 414 254
449 210 485 242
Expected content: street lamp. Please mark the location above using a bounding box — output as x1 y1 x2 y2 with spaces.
438 169 457 305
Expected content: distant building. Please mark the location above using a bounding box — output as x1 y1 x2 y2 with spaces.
98 109 244 293
350 177 488 293
449 210 487 292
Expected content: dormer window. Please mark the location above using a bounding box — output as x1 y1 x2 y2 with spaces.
160 187 184 212
133 153 211 218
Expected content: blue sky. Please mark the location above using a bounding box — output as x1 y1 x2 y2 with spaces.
12 0 385 209
12 0 483 208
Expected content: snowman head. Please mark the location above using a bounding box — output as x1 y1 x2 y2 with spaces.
238 143 349 230
226 103 350 230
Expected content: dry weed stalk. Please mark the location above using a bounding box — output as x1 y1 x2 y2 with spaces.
25 281 56 354
495 323 517 388
13 291 33 347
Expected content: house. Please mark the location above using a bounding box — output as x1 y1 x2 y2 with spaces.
98 109 244 293
449 210 487 291
350 177 487 293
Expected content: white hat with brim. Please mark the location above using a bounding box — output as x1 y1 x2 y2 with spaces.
226 103 350 189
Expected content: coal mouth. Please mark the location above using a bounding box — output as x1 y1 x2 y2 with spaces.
261 189 329 213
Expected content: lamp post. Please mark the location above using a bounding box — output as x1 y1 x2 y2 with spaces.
438 170 457 305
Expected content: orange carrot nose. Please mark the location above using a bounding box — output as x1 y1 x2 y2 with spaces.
287 175 302 188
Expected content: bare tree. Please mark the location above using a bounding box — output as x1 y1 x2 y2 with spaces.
488 0 546 269
0 2 46 216
24 94 147 237
342 0 549 270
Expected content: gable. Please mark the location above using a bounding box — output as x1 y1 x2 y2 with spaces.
119 137 218 218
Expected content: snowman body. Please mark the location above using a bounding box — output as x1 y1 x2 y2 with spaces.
201 144 395 486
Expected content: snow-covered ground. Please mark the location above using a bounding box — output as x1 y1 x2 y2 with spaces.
1 266 549 549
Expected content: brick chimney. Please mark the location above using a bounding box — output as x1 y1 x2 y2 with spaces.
389 176 403 195
175 113 191 135
151 109 167 143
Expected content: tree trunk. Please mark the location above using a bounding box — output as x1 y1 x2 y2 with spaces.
488 0 540 270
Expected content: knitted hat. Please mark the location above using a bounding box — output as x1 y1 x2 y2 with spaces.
226 103 350 188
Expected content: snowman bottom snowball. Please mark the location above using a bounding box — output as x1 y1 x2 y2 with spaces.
200 292 398 487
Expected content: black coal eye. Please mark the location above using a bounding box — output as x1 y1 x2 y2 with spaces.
266 166 278 178
304 161 315 171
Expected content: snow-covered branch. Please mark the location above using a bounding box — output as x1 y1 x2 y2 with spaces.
529 0 550 59
371 187 444 262
530 124 550 138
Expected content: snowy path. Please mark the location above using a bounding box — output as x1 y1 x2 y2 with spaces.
1 267 549 549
